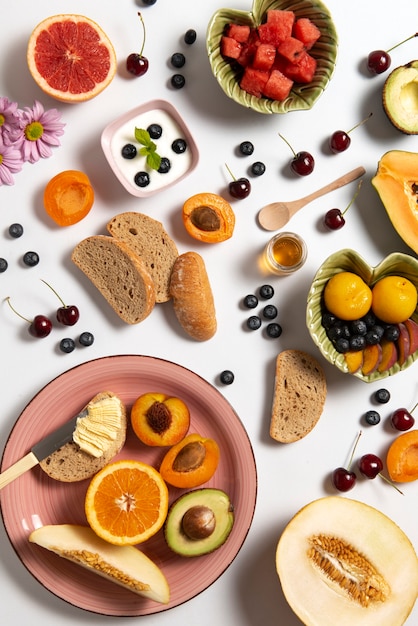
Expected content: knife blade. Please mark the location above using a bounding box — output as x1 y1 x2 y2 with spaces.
0 409 88 491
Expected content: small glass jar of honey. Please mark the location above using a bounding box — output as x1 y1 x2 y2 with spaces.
263 231 307 275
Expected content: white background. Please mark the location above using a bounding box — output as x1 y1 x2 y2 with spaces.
1 0 417 624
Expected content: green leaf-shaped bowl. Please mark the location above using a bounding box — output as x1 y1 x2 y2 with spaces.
306 249 418 382
207 0 338 114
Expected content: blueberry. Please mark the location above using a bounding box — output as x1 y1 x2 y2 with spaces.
121 143 137 159
243 294 258 309
334 337 350 353
374 388 390 404
147 124 162 139
220 370 234 385
384 325 400 341
0 258 8 272
171 74 186 89
247 315 261 330
60 338 76 353
259 284 274 299
362 312 377 328
171 138 187 154
134 172 150 187
321 311 337 330
142 0 157 5
9 223 23 238
327 325 343 342
350 319 367 335
266 322 282 338
349 335 366 350
239 141 254 156
171 52 186 68
23 251 39 267
79 331 94 347
365 329 381 345
158 157 171 174
251 161 266 176
364 409 381 426
263 304 277 320
184 29 197 45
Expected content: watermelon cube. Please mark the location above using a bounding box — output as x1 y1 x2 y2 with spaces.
277 37 305 63
221 36 242 60
236 29 260 67
293 18 321 49
258 23 289 47
252 43 276 71
282 51 317 83
227 23 251 43
266 9 295 37
240 67 269 98
262 69 293 101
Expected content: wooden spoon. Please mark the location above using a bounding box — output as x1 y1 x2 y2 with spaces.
257 166 366 231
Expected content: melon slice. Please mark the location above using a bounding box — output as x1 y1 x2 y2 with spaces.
29 524 170 604
276 497 418 626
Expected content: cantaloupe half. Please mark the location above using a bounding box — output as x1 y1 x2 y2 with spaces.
29 524 169 604
276 497 418 626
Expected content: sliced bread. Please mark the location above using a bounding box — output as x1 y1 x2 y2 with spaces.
39 391 127 482
72 235 156 324
270 350 327 443
107 212 178 303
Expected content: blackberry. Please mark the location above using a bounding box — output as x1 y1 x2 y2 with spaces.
171 74 186 89
147 124 162 139
158 157 171 174
259 284 274 299
0 258 8 272
262 304 278 320
60 338 76 353
9 223 24 238
243 294 258 309
171 138 187 154
184 29 197 45
220 370 234 385
134 172 150 187
266 322 282 338
79 331 94 347
374 388 390 404
171 52 186 68
247 315 261 330
239 141 254 156
121 143 137 159
23 251 39 267
364 409 381 426
251 161 266 176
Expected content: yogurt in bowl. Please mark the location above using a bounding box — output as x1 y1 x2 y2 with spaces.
101 100 199 197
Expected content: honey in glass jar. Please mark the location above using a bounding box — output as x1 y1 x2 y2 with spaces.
263 232 307 275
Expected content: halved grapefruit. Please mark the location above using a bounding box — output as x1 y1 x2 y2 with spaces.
27 14 117 103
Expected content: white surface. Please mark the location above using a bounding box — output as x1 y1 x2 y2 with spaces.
0 1 417 625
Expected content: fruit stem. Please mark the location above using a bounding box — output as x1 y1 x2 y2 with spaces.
225 163 237 181
342 179 363 216
387 32 418 53
41 279 65 307
278 133 296 157
346 112 373 135
347 430 362 470
137 12 146 57
5 297 32 324
378 473 404 495
409 401 418 414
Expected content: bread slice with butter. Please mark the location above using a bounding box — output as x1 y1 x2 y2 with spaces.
39 391 127 482
270 350 327 443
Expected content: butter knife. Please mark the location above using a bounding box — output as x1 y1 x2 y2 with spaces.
0 409 88 491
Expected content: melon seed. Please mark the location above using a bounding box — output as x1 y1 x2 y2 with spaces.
172 440 206 472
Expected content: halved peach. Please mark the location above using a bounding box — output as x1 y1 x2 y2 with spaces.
131 392 190 447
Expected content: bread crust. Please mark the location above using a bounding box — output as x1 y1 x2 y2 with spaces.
169 251 217 341
270 350 327 443
39 392 127 482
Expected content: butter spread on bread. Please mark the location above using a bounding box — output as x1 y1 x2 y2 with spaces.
73 393 125 458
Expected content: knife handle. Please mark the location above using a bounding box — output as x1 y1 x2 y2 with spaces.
0 452 39 491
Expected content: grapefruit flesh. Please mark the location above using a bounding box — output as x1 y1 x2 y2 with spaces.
27 14 116 103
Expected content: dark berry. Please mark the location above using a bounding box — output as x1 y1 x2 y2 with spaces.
327 325 344 343
365 328 382 345
364 410 381 426
23 251 39 267
362 312 376 328
350 319 368 336
147 124 162 139
259 284 274 299
322 311 337 330
334 337 350 353
239 141 254 156
9 223 23 238
121 143 137 159
184 29 197 45
79 331 95 347
134 172 150 187
142 0 157 5
263 304 277 320
266 322 282 338
171 74 186 89
243 294 258 309
158 157 171 174
171 138 187 154
251 161 266 176
60 338 76 353
374 388 391 404
349 335 366 350
247 315 261 330
0 258 8 272
220 370 234 385
171 52 186 68
384 325 400 341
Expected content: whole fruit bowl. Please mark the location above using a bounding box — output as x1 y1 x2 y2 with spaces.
207 0 338 114
306 249 418 382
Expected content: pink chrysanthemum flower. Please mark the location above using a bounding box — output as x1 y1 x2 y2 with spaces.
0 96 22 145
0 133 24 185
20 100 65 163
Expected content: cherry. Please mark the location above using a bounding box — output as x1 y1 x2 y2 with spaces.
279 134 314 176
358 453 404 494
367 33 418 75
126 13 149 77
5 297 52 338
390 402 417 431
332 431 361 492
329 113 372 154
225 163 251 199
41 280 80 326
324 179 363 230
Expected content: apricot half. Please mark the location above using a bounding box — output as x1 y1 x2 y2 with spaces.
159 433 220 488
131 392 190 447
386 429 418 482
182 192 235 243
44 170 94 226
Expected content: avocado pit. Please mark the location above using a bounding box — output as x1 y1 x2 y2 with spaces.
182 505 216 540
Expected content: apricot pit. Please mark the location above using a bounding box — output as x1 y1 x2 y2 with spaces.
182 192 235 243
159 433 220 488
131 392 190 447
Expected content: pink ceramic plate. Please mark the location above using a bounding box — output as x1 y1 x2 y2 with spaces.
0 355 257 616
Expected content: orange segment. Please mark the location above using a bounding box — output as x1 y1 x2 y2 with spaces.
85 460 169 546
27 14 116 103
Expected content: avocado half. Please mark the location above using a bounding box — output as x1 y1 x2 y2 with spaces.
164 488 234 557
383 60 418 134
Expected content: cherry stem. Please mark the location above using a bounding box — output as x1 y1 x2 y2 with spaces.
342 179 363 216
346 430 362 470
137 12 146 57
278 133 296 157
225 163 237 181
41 279 65 307
387 32 418 53
346 112 373 135
378 473 404 496
5 297 32 324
